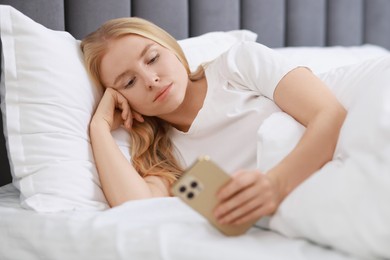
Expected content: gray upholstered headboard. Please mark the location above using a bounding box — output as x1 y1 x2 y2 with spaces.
1 0 390 48
1 0 390 187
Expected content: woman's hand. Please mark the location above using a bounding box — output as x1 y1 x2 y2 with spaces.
214 170 282 225
91 88 144 131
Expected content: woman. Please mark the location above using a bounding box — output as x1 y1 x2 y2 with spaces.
81 17 346 227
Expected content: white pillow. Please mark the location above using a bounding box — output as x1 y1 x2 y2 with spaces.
275 45 390 74
257 57 390 259
178 30 257 71
0 5 108 212
256 112 304 173
0 5 256 212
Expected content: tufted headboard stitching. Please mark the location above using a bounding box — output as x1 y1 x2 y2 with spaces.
1 0 390 187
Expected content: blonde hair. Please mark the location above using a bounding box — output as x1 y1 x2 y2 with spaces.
81 17 203 184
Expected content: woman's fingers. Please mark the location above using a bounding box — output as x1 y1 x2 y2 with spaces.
133 111 145 123
106 88 144 130
106 90 131 130
214 180 257 218
214 170 280 225
231 203 269 225
216 193 262 224
214 170 261 223
111 110 125 130
216 170 257 201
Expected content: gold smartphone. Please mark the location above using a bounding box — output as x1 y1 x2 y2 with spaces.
171 156 254 236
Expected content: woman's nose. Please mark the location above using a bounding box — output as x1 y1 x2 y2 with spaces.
145 72 159 89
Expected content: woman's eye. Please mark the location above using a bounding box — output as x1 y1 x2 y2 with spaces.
125 78 136 88
148 54 159 65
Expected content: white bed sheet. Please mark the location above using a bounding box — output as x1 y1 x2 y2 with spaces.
0 184 357 260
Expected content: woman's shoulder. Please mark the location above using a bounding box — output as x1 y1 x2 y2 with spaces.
205 40 299 99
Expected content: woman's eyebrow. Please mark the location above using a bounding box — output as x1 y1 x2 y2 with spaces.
113 71 129 86
139 43 155 58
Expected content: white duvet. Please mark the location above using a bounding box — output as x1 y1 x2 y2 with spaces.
0 184 354 260
257 57 390 259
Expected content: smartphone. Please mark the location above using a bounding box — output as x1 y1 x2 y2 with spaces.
171 156 254 236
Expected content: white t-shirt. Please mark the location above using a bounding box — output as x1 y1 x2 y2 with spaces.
171 41 298 174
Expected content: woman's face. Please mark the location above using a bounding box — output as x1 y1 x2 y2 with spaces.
100 35 188 117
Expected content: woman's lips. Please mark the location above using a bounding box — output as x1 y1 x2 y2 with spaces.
153 83 173 102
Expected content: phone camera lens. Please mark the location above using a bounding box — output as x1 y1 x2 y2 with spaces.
190 181 198 188
187 192 194 199
179 186 186 193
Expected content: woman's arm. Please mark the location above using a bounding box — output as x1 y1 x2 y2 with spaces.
270 67 346 199
214 67 346 225
90 88 170 207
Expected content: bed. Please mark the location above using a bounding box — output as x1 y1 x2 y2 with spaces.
1 0 390 259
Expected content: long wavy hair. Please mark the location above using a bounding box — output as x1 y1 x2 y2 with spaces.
81 17 204 184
